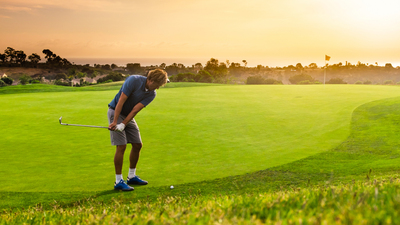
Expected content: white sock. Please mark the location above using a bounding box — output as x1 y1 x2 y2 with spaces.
128 168 136 178
116 174 123 183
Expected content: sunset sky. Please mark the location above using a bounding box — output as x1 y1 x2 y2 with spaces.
1 0 400 67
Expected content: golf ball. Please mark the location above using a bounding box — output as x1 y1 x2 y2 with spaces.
170 185 174 189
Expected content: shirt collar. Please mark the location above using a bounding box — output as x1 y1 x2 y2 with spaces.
144 78 149 92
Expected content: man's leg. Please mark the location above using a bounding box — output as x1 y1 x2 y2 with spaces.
113 144 134 191
127 143 148 185
114 145 127 175
129 143 142 169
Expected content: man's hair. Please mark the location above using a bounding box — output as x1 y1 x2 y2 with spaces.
147 69 168 86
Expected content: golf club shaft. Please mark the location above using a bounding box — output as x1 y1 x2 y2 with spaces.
59 116 108 129
61 123 108 129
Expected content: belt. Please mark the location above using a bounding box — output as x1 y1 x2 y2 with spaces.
108 105 115 110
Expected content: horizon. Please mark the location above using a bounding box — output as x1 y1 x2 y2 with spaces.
1 0 400 68
66 57 400 68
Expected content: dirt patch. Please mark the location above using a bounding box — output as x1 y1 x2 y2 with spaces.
0 67 57 79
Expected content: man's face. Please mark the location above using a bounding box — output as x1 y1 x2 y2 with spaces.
147 79 162 91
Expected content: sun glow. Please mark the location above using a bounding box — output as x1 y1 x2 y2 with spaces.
1 0 400 67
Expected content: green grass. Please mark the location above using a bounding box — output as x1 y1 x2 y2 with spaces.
1 83 400 223
1 84 399 192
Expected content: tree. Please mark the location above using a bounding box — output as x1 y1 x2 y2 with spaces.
0 53 6 63
5 47 16 63
28 53 41 65
42 49 54 63
101 64 111 70
62 58 71 66
111 64 117 70
242 60 247 67
15 50 27 65
295 63 303 71
385 63 394 70
126 63 141 74
76 72 87 78
204 58 219 75
194 62 203 71
308 63 318 69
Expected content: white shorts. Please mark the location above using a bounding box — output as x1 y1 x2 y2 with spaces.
107 108 142 146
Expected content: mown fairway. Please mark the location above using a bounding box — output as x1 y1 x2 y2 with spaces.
0 83 399 193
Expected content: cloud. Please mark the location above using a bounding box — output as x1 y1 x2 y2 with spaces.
0 6 32 12
0 0 135 13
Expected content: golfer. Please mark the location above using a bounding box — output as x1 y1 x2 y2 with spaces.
108 69 168 191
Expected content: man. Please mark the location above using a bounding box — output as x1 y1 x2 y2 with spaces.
108 69 168 191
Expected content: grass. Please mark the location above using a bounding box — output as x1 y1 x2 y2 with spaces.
1 84 399 192
1 82 400 223
3 178 400 224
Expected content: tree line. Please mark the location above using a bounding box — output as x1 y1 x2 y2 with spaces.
1 46 400 86
0 47 72 68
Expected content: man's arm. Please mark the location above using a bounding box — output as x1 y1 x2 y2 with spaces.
123 102 145 124
109 92 128 131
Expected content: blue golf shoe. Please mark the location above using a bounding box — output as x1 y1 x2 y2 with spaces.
114 180 134 191
127 176 148 185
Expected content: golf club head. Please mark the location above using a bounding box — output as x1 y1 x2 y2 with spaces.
59 116 62 124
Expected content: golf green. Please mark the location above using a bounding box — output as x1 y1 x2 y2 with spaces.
0 84 399 192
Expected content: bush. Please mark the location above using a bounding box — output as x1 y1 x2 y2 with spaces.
246 76 282 85
170 72 213 83
326 77 347 84
19 75 31 85
363 80 372 84
54 80 71 86
397 81 400 85
246 75 265 84
97 72 124 83
54 73 67 80
384 80 394 85
1 77 13 85
30 80 40 84
196 70 212 83
0 79 5 87
289 74 315 84
298 80 313 84
265 78 282 85
355 81 362 84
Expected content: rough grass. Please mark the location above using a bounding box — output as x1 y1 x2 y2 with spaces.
3 177 400 224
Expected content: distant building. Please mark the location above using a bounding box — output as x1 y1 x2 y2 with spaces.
2 73 7 78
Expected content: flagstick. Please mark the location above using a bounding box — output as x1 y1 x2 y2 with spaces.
324 59 326 85
324 55 326 86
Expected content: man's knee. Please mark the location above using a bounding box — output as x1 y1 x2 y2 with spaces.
116 145 127 153
132 143 143 152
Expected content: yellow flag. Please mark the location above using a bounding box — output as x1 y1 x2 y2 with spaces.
325 55 331 61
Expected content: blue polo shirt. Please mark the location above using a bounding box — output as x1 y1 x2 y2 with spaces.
108 75 156 116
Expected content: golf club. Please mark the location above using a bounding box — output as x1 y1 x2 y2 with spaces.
59 116 108 129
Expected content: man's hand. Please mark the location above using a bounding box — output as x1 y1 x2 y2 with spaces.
115 123 126 132
108 121 117 131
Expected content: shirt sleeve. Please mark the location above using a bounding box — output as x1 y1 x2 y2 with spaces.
121 76 135 96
